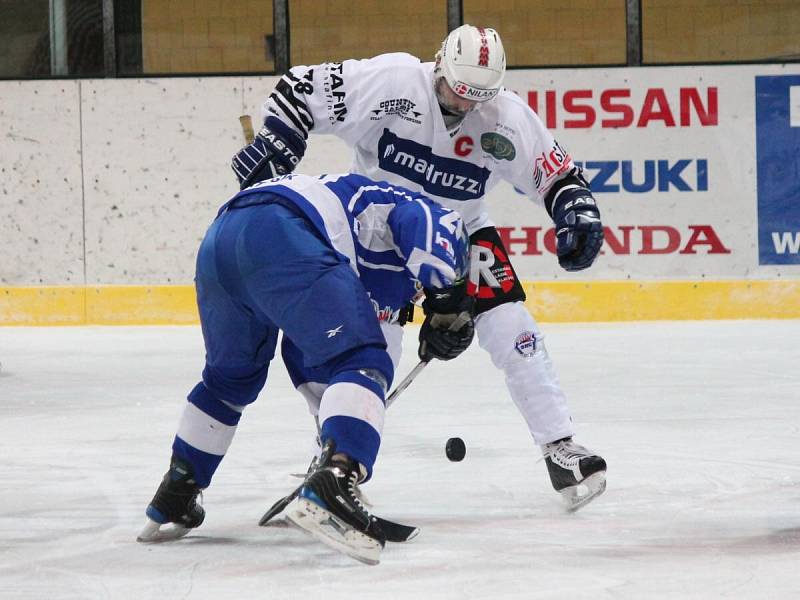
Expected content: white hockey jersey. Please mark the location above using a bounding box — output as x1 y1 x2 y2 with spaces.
264 52 576 234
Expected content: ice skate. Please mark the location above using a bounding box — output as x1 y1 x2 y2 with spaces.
287 442 386 565
543 438 607 512
137 456 205 543
289 433 373 507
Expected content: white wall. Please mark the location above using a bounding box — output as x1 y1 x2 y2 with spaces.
1 64 798 286
80 77 243 284
1 81 84 284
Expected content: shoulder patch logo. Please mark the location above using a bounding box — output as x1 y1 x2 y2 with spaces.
481 132 516 161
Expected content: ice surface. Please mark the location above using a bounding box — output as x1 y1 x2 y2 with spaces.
1 321 798 599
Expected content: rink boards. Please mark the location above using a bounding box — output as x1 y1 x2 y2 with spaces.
2 280 799 325
1 63 798 324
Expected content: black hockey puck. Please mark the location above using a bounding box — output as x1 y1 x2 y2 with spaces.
446 437 466 462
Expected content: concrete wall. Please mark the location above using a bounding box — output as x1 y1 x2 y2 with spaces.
2 81 84 285
2 76 266 286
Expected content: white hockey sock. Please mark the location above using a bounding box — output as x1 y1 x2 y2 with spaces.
318 382 385 438
318 381 385 472
175 401 240 457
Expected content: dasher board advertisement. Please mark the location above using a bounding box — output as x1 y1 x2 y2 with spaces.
485 64 800 281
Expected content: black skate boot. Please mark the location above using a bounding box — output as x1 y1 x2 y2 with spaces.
287 441 386 565
543 437 607 512
290 431 372 506
137 456 205 543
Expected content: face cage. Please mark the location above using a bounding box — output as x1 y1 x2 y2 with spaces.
434 78 482 118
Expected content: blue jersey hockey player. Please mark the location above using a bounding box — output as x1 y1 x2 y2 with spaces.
137 173 473 565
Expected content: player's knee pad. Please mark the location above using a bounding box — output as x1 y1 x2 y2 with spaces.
474 301 546 370
188 382 246 426
327 344 394 402
200 362 269 408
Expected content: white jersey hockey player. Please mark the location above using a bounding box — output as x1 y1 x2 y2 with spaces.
232 25 607 511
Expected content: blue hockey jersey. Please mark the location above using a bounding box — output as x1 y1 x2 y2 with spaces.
224 173 469 324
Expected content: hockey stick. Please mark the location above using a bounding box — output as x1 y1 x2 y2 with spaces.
239 114 255 144
260 483 419 543
258 361 430 541
386 359 428 407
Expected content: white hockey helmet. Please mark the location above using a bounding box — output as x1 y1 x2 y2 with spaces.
434 25 506 102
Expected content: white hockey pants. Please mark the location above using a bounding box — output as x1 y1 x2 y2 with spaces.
475 301 574 445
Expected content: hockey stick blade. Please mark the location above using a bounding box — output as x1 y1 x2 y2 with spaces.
259 485 302 526
376 517 419 542
259 488 418 542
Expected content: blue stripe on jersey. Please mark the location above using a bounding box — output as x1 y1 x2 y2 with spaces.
377 129 491 201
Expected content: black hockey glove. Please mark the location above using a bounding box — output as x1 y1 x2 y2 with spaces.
547 177 604 272
231 116 306 190
418 283 476 362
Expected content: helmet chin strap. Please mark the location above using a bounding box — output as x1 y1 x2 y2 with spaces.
434 80 470 129
438 102 467 130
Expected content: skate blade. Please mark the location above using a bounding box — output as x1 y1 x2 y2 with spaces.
561 471 607 513
286 498 382 566
136 517 191 543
